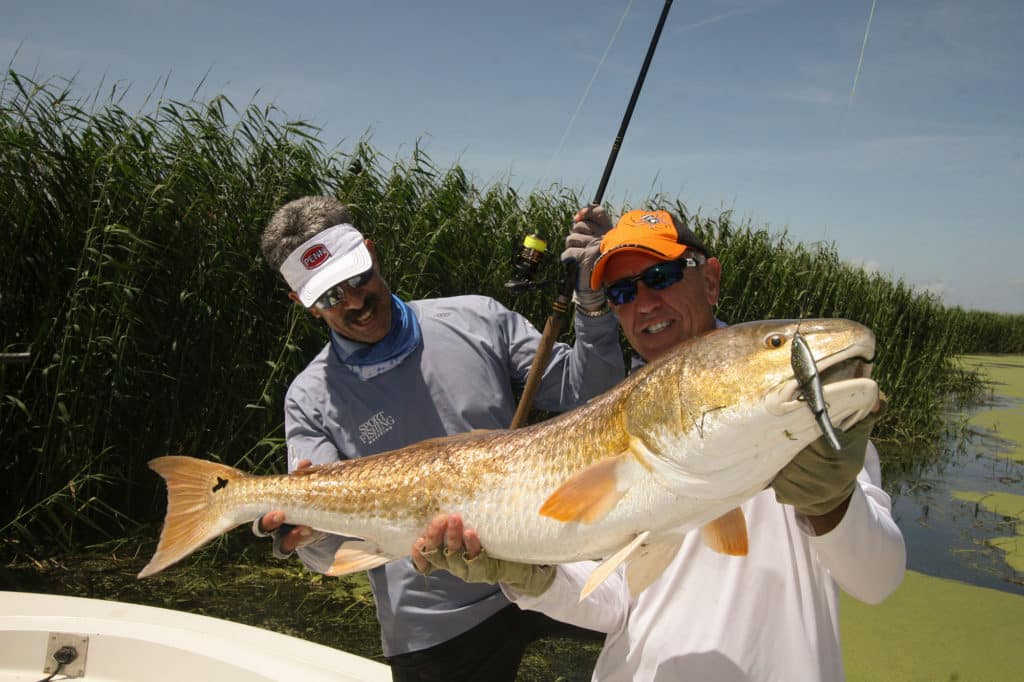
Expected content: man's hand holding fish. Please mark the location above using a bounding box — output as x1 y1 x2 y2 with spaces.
771 394 888 534
252 459 324 558
411 513 556 598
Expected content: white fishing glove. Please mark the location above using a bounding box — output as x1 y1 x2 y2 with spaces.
416 546 557 597
771 396 887 517
562 204 613 314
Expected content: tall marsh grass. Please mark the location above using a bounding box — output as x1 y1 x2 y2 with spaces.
2 71 1022 552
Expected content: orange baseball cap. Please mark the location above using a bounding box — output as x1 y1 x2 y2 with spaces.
590 210 710 290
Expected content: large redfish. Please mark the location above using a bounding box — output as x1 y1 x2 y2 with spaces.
139 319 878 597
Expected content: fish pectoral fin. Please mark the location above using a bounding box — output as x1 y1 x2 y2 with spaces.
625 534 684 598
539 453 634 524
326 542 391 576
700 507 749 556
580 531 651 601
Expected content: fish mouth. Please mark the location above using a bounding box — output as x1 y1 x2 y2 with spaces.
817 352 874 384
772 337 877 428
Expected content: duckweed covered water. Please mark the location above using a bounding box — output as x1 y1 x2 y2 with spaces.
951 491 1024 574
887 355 1024 594
842 570 1024 681
846 355 1024 680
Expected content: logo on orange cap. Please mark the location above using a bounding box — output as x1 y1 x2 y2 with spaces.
590 210 698 290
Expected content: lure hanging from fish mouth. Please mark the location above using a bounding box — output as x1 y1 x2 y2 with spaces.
791 330 843 451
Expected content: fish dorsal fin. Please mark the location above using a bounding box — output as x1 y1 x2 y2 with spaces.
539 451 643 524
700 507 749 556
289 463 332 477
397 429 498 450
292 429 500 477
625 534 685 598
326 541 391 576
580 530 650 601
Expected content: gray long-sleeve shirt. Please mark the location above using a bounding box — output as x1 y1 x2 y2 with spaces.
282 294 624 656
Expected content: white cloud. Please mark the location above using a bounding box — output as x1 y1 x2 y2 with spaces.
914 281 948 297
846 257 882 274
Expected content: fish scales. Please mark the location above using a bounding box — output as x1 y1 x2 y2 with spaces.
225 395 632 546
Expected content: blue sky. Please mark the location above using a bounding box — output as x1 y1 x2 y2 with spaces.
4 0 1022 313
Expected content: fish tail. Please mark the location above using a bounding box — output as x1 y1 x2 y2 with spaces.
137 456 251 579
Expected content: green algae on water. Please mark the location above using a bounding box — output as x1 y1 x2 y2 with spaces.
952 490 1024 573
842 570 1024 681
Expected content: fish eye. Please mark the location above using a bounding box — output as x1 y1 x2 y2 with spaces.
765 334 785 349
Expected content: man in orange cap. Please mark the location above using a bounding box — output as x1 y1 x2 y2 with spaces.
413 206 906 681
586 207 722 364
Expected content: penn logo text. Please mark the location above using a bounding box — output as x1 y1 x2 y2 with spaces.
301 244 331 269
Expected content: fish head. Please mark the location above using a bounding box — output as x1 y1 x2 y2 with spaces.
759 318 878 430
623 318 878 498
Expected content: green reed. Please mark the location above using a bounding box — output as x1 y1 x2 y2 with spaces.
2 71 1022 552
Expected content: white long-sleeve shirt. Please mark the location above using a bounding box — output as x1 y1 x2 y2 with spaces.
509 442 905 681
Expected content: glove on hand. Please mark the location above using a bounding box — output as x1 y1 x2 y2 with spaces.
771 398 886 517
562 205 614 312
251 518 325 559
417 546 556 597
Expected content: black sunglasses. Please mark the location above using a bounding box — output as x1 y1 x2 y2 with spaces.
604 257 704 306
312 269 375 310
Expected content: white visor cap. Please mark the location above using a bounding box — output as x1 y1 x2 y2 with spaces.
279 224 373 307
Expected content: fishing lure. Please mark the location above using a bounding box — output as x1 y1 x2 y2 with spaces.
791 330 843 451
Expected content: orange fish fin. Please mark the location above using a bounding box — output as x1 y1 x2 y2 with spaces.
700 507 749 556
138 456 249 579
580 531 650 601
289 463 334 477
539 454 630 523
625 534 684 598
394 429 499 451
294 430 503 477
326 542 391 576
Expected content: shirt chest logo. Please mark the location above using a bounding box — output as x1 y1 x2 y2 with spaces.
358 410 396 445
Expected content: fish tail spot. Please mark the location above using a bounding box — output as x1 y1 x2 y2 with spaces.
137 456 247 578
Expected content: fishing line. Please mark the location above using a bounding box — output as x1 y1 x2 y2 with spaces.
511 0 673 429
541 0 636 185
843 0 878 136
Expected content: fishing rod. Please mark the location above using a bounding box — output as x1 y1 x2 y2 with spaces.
592 0 673 207
510 0 674 429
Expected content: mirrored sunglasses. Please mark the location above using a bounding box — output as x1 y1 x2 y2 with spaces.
312 269 375 310
604 256 704 306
